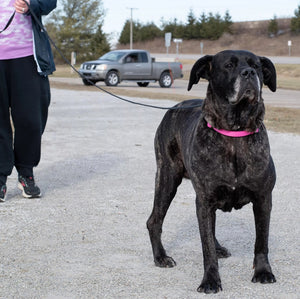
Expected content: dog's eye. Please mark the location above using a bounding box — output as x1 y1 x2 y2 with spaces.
225 63 234 70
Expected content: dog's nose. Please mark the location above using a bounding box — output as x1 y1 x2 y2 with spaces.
241 67 256 79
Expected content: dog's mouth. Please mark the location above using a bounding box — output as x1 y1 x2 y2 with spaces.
240 88 257 102
227 76 261 105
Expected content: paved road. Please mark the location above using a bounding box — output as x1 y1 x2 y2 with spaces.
51 77 300 109
117 79 300 109
154 53 300 64
51 53 300 109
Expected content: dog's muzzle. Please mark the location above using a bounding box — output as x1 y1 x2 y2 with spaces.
228 67 261 105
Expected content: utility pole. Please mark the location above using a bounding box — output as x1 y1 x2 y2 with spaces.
127 7 138 50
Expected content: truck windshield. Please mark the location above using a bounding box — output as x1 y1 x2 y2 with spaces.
99 51 125 61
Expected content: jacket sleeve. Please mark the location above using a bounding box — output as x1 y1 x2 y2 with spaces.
27 0 57 16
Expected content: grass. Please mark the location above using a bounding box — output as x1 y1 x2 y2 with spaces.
265 106 300 134
50 64 300 135
53 65 80 78
275 64 300 90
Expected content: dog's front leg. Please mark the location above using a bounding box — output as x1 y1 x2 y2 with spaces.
212 212 231 259
252 194 276 284
196 196 222 294
147 165 182 268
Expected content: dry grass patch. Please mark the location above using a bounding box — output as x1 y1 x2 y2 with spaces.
52 65 80 78
276 64 300 90
265 105 300 134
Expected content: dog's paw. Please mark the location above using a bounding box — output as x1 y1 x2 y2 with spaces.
216 246 231 259
197 280 222 294
154 256 176 268
252 270 276 284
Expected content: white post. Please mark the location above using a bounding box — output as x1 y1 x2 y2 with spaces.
288 40 292 56
173 39 183 57
71 52 76 73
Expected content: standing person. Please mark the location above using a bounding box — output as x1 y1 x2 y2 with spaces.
0 0 57 202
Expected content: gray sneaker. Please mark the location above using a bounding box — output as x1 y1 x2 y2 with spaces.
0 184 7 202
18 175 41 198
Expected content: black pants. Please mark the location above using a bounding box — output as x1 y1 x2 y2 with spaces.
0 56 50 185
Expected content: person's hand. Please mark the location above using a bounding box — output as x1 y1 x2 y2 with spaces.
14 0 30 14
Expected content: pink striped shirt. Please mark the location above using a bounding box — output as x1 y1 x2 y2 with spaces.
0 0 34 60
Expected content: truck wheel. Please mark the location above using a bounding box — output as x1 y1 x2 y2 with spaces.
137 82 149 87
159 72 173 88
105 71 119 86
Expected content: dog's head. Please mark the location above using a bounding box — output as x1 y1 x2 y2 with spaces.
187 50 276 105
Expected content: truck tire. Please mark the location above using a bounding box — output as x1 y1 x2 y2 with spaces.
105 71 119 86
82 79 96 86
159 71 173 88
137 82 149 87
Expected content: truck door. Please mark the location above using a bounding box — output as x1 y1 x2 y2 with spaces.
123 52 152 79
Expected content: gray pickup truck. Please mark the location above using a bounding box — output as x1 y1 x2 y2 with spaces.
79 49 183 88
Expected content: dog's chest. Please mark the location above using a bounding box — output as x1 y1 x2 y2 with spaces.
187 133 273 209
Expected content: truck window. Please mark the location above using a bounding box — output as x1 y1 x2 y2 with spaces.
125 53 139 63
140 52 148 63
125 52 148 63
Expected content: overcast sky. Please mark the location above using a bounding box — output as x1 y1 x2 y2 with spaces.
101 0 299 42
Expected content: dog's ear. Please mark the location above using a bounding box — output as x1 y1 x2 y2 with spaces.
260 57 277 92
187 55 213 91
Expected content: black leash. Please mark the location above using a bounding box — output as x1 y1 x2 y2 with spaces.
0 11 15 34
22 0 203 111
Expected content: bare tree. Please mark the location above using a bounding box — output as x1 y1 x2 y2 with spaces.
46 0 110 63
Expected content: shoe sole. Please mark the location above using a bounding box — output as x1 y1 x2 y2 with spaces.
18 183 42 198
0 197 6 203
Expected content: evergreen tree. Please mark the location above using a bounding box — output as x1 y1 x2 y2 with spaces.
223 10 233 33
118 9 233 44
119 20 162 44
291 5 300 34
185 9 199 39
90 24 111 58
161 18 186 38
139 22 163 42
268 16 279 36
119 20 134 44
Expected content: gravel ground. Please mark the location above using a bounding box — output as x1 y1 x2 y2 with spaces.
0 88 299 299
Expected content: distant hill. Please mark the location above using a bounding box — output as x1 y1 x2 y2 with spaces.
117 19 300 57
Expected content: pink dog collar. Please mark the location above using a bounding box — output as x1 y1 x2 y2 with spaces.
207 123 259 137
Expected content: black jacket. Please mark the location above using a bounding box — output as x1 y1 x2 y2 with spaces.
28 0 57 76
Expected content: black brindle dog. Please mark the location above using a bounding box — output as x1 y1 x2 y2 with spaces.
147 50 277 293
